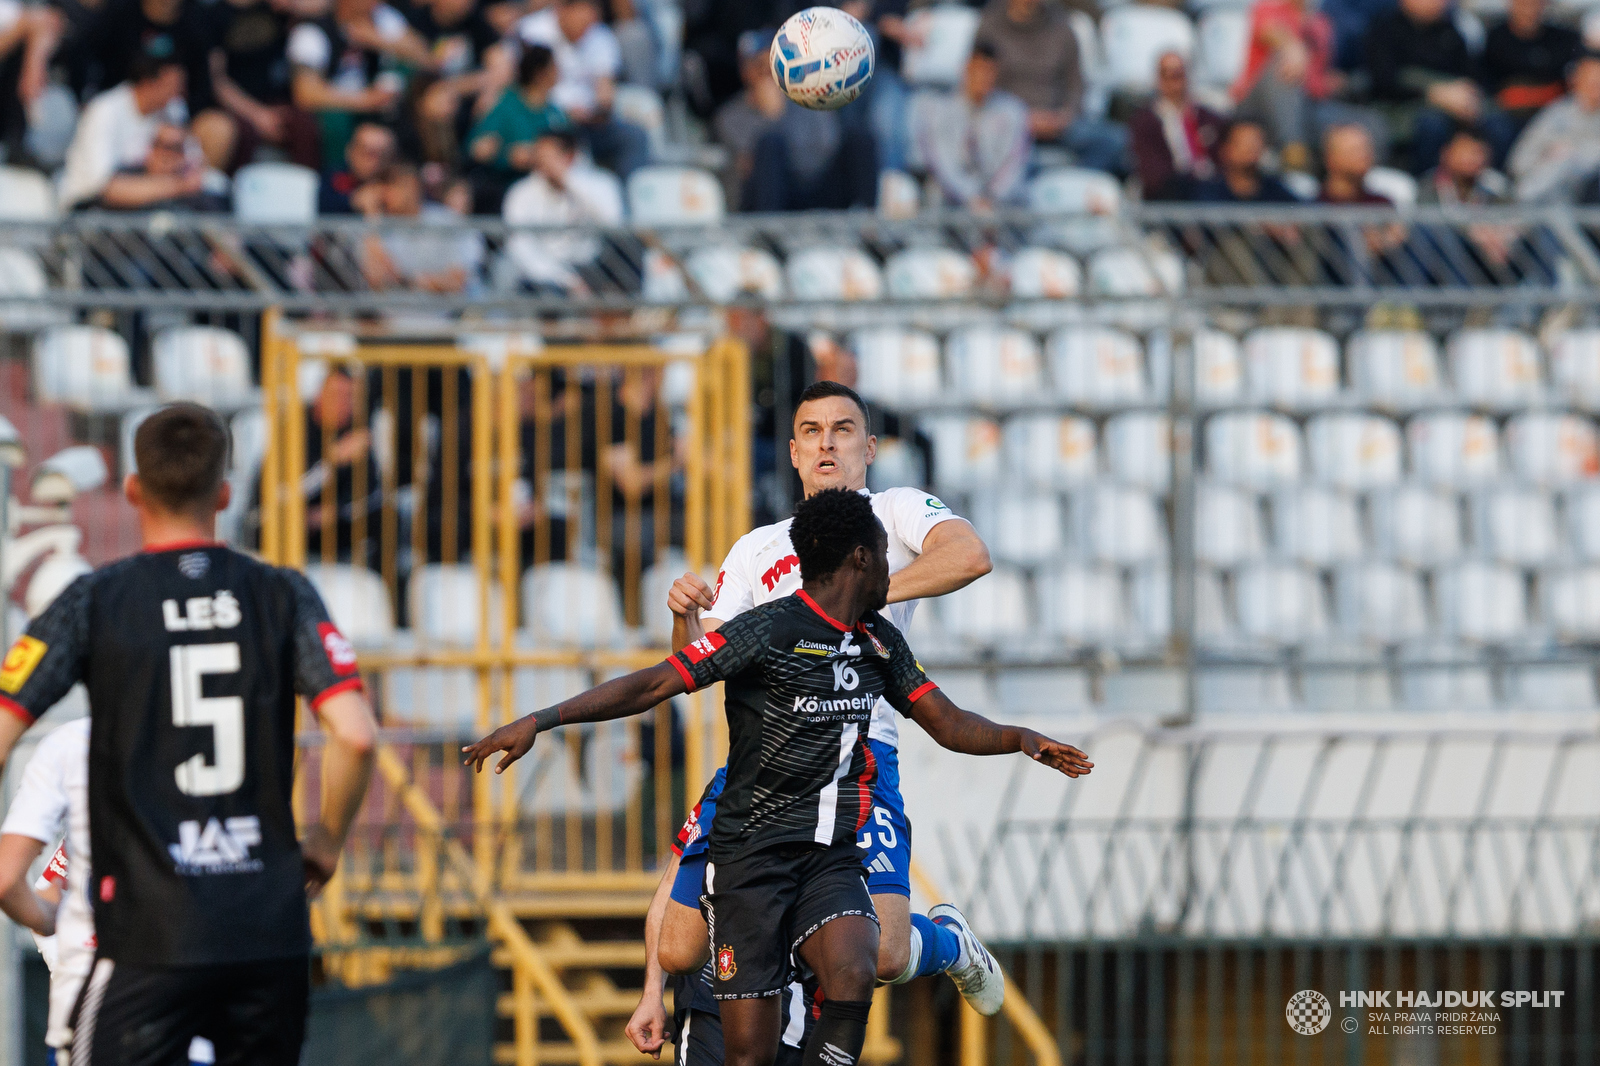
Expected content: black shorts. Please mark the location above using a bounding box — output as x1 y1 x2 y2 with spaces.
70 956 309 1066
676 1006 808 1066
702 840 875 1001
673 970 818 1065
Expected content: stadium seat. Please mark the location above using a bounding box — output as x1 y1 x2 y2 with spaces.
1398 655 1496 710
408 564 507 644
1242 327 1341 409
1196 665 1295 714
1369 484 1463 566
612 83 666 155
304 564 394 646
1003 414 1099 488
1332 563 1429 644
521 563 631 647
0 246 65 332
640 249 688 302
1565 484 1600 560
923 415 1003 490
1100 6 1196 94
933 564 1033 645
219 407 266 546
1550 328 1600 409
1447 328 1543 409
1272 486 1364 565
970 492 1065 565
1363 167 1419 207
867 437 927 491
1194 8 1250 90
1046 325 1146 408
785 246 885 301
878 169 921 219
1027 168 1122 253
32 325 154 413
1103 411 1171 490
1037 564 1124 646
944 325 1043 407
1471 487 1559 566
1195 483 1264 567
1406 412 1501 485
1205 411 1303 487
1086 245 1186 297
1234 562 1328 645
684 245 784 301
995 667 1096 715
1008 247 1082 299
885 247 977 299
932 669 999 716
1071 482 1166 564
0 165 57 221
900 4 980 85
511 665 593 717
1347 329 1445 410
850 327 943 406
1305 413 1403 489
1300 658 1395 711
1194 328 1243 405
1505 411 1600 484
1504 663 1597 709
232 162 318 223
151 326 257 409
1544 566 1600 639
1128 566 1230 646
1433 561 1527 642
626 165 724 225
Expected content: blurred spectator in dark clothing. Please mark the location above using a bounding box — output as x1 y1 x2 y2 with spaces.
976 0 1126 175
409 0 513 167
1192 118 1310 284
1418 123 1534 282
0 2 61 157
467 43 567 212
319 119 395 212
360 163 483 294
83 0 218 111
712 29 784 211
744 98 877 211
869 0 913 173
209 0 321 168
1421 123 1511 204
1321 123 1395 204
98 120 229 210
1322 0 1392 72
517 0 649 178
1130 51 1222 200
1483 0 1581 139
682 0 778 117
1365 0 1513 172
1194 119 1299 202
914 43 1030 210
286 0 417 172
305 364 382 566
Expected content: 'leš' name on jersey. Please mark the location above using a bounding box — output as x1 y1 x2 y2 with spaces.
162 592 243 632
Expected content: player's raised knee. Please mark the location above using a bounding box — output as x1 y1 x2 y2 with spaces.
875 935 910 983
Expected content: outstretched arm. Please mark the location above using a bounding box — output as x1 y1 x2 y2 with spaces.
463 662 687 774
887 518 991 605
906 689 1094 777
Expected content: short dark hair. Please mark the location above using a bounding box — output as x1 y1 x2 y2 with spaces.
794 380 869 427
970 41 998 63
1445 121 1488 145
519 43 555 86
128 47 183 86
134 403 230 514
790 488 884 583
1217 117 1264 149
539 129 580 156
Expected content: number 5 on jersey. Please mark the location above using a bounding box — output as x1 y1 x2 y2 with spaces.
170 643 244 797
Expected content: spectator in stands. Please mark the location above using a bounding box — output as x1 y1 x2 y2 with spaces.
1318 122 1408 283
59 49 187 209
912 43 1029 211
518 0 650 179
1194 119 1299 203
1130 51 1222 201
975 0 1126 175
609 0 659 90
361 163 483 293
1422 123 1512 205
209 0 321 169
286 0 420 173
503 129 623 294
681 0 779 118
81 0 218 114
869 0 915 173
1483 0 1582 142
98 120 229 210
409 0 513 168
1230 0 1357 172
1508 52 1600 202
1364 0 1513 173
1321 123 1392 205
0 2 61 158
468 44 568 213
304 363 381 565
712 29 784 211
1321 0 1392 73
319 120 396 213
1193 119 1310 285
1417 122 1524 279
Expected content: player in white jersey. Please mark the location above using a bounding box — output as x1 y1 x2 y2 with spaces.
628 381 1001 1060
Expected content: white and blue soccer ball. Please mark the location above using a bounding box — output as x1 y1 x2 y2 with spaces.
770 7 875 111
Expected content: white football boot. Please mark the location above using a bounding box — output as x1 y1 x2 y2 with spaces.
928 903 1005 1016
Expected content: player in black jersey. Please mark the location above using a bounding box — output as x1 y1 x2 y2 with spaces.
465 489 1093 1066
0 403 379 1066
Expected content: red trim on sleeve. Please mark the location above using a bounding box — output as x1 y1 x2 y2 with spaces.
309 676 364 711
0 694 35 725
907 681 937 704
796 590 852 633
667 654 698 693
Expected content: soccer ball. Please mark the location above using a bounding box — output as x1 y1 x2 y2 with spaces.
770 7 875 111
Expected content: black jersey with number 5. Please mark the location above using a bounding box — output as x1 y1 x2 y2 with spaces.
667 591 936 864
0 543 361 967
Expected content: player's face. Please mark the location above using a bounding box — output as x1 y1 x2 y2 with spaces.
864 527 891 612
791 397 876 495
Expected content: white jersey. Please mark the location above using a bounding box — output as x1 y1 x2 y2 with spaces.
706 486 961 747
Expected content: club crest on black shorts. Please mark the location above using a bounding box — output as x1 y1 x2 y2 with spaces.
717 946 737 981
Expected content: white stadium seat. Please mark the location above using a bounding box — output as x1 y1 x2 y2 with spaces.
878 169 921 219
1505 412 1600 485
1550 328 1600 409
233 162 318 223
1369 485 1463 566
1544 567 1600 639
1242 327 1341 409
1434 561 1527 642
1272 486 1364 565
1103 411 1171 490
1003 414 1099 488
1194 8 1250 90
1234 562 1327 644
1008 247 1082 299
152 327 257 408
32 325 154 413
1333 563 1429 644
0 165 57 221
885 247 977 299
1505 663 1598 710
1086 245 1185 297
1363 166 1418 207
1100 6 1196 93
522 563 630 647
935 564 1033 644
409 564 507 644
626 166 724 225
612 83 665 154
1447 328 1543 409
685 246 784 301
0 246 66 332
640 249 688 302
1471 488 1560 566
785 246 884 301
1205 411 1303 487
304 564 395 646
1194 328 1243 405
1046 326 1146 408
1566 484 1600 560
867 437 926 491
1028 168 1123 253
1195 483 1264 567
944 325 1043 407
1399 657 1496 710
1305 413 1403 489
900 4 981 86
1037 564 1124 645
1348 329 1445 410
1071 482 1166 564
924 415 1003 490
970 492 1065 565
1406 411 1501 485
1127 566 1230 646
850 327 943 406
219 407 267 546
